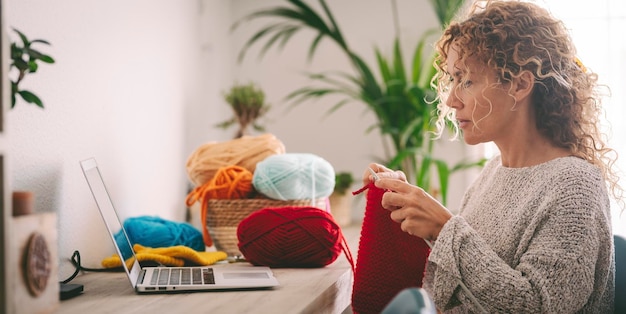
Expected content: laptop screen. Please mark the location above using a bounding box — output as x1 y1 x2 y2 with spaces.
80 158 142 287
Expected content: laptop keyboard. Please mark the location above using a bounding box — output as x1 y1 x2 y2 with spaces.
149 267 215 286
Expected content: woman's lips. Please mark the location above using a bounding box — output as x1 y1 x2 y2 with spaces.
458 119 471 129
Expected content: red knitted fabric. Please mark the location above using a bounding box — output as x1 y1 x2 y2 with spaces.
351 182 431 314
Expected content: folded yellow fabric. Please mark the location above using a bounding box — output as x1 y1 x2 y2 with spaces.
102 244 228 269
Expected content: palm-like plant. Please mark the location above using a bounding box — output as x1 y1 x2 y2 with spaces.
233 0 484 205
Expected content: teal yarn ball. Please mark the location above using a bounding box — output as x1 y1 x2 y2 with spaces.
114 216 205 258
252 153 336 200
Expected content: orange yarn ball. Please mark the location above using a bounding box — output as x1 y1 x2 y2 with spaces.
206 166 254 199
185 165 255 247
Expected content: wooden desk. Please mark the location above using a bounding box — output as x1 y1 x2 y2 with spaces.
57 225 361 314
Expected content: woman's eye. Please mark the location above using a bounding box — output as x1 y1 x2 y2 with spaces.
449 76 471 88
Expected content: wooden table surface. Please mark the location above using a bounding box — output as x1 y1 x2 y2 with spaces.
57 224 362 314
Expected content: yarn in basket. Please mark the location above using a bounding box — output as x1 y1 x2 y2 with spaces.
186 133 285 187
185 165 254 247
252 153 335 201
237 206 354 269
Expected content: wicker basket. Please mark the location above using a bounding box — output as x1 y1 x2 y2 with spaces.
205 198 328 256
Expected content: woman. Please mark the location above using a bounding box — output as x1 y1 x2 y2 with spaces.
364 0 622 312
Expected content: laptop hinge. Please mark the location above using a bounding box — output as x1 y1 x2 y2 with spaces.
138 269 146 285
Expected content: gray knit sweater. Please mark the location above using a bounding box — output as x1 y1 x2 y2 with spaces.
423 156 614 313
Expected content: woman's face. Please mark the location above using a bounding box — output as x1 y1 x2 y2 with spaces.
445 47 519 146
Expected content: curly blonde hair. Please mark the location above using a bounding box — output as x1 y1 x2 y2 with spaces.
432 0 623 207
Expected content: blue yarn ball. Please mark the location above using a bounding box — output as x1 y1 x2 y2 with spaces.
252 153 335 200
114 216 205 259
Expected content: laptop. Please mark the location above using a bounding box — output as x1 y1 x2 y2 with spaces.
80 157 280 293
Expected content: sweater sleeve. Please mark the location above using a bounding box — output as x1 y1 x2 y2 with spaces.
423 181 609 313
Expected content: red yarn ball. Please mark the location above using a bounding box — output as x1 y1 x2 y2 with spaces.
237 206 343 268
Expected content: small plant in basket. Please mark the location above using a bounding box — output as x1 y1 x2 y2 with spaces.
329 171 355 227
333 172 354 196
216 82 271 139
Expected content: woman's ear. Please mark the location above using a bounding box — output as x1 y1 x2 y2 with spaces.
513 71 534 101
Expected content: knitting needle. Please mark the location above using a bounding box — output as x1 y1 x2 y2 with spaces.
368 167 380 182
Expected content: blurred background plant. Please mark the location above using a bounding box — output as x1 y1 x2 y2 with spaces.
233 0 485 205
216 82 271 139
333 171 354 196
330 171 356 226
10 28 55 109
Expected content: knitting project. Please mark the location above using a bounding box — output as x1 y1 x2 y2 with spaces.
351 182 431 314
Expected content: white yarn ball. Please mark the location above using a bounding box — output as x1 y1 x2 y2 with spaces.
252 153 336 200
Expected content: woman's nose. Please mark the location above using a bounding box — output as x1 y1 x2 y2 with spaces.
446 88 462 109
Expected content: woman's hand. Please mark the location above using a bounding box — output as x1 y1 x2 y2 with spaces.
362 163 407 185
375 176 453 241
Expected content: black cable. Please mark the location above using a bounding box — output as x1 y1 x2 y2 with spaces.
59 250 123 284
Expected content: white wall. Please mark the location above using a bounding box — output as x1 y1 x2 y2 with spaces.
545 0 626 236
5 0 219 278
5 0 471 281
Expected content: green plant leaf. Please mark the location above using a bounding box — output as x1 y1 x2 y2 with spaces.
290 0 336 36
11 82 17 108
375 48 392 83
417 154 432 189
318 0 348 50
387 147 415 170
433 158 450 204
399 116 425 149
429 0 465 27
12 28 30 47
10 42 22 59
237 22 293 63
26 48 55 64
215 119 237 129
12 57 29 71
28 60 39 73
392 38 407 84
18 90 44 108
450 158 488 173
38 54 55 64
252 124 266 132
285 70 361 105
259 25 301 61
234 1 343 63
350 54 384 102
412 28 439 85
30 39 51 45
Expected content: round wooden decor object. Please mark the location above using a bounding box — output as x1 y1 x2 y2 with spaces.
22 232 52 297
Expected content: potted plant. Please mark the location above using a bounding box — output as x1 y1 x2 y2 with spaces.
10 28 55 109
232 0 485 205
329 171 355 227
216 82 271 139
